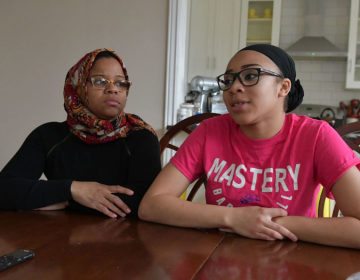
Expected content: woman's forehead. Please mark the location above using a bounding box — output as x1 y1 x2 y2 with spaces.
227 50 275 70
89 57 124 73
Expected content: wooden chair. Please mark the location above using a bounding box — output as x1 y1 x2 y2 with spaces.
317 121 360 217
160 113 220 201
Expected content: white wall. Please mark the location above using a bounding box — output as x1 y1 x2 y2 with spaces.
280 0 360 107
0 0 168 169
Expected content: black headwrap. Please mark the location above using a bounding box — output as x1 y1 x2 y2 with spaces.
239 44 304 113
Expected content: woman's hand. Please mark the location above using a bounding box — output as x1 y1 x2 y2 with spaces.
221 206 298 241
34 201 69 210
71 181 134 218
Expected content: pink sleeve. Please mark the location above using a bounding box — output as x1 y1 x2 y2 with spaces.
314 124 360 197
170 122 207 182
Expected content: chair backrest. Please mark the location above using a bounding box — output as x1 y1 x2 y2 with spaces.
318 121 360 217
160 113 220 201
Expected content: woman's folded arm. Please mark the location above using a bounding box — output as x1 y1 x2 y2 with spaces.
139 162 297 241
0 127 73 210
274 166 360 249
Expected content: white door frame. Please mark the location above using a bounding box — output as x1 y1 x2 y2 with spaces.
164 0 189 132
163 0 189 164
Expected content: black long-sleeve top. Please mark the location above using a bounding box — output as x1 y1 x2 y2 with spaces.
0 121 161 216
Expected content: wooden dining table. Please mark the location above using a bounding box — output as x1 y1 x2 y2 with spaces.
1 210 360 280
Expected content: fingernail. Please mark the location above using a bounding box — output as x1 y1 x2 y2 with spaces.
112 214 117 218
126 208 131 213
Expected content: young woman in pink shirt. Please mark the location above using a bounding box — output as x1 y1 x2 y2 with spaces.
139 44 360 249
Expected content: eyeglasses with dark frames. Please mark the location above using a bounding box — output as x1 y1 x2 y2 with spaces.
88 76 132 91
216 68 284 91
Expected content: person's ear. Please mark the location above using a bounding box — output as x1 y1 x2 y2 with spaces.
279 78 291 97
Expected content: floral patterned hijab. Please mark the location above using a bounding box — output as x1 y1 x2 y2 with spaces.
63 48 156 144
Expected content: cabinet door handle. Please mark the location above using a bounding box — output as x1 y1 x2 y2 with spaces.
213 57 216 69
348 59 352 72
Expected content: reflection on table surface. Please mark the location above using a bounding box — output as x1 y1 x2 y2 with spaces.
1 210 360 280
195 233 360 280
0 210 224 280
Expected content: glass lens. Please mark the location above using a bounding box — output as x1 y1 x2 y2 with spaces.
114 80 129 91
217 73 234 90
240 69 259 86
92 78 108 88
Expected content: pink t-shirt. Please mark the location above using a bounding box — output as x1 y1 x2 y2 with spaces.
171 114 360 217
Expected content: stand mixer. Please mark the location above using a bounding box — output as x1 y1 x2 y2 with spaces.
189 76 220 113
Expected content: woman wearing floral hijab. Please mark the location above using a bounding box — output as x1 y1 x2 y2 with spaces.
0 48 161 218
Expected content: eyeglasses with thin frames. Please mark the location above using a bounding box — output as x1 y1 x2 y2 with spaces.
216 68 284 91
88 76 132 92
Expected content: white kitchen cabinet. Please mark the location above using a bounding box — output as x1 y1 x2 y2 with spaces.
239 0 282 49
187 0 282 82
187 0 241 82
346 0 360 89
